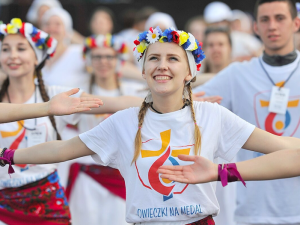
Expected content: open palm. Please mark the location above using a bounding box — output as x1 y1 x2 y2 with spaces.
157 155 217 184
48 88 103 115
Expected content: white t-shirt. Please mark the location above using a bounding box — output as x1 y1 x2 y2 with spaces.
42 45 90 90
194 52 300 224
0 86 82 189
79 101 255 224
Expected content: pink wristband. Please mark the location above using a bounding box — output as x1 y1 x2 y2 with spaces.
0 149 15 174
217 163 246 187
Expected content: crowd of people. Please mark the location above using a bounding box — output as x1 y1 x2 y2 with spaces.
0 0 300 225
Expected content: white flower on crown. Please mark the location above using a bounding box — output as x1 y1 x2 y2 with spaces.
133 47 142 60
186 33 197 51
146 27 160 44
0 24 7 35
24 23 33 36
96 35 105 47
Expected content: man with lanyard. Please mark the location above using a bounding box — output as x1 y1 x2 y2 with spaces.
194 0 300 224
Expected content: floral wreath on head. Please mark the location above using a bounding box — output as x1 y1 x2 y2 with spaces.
133 26 205 71
83 34 129 61
0 18 57 61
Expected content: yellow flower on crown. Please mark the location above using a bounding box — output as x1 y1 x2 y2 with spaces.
7 18 22 34
179 32 189 46
137 41 148 53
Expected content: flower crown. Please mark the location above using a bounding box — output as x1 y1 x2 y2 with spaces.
83 34 129 61
133 26 205 71
0 18 56 59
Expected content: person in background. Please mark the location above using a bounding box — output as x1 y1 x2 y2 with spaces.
185 16 207 43
230 9 254 35
194 0 300 224
144 12 177 31
26 0 84 44
66 34 145 225
202 27 232 74
89 7 115 36
203 1 262 61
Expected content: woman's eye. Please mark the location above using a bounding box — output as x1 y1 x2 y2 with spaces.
18 48 26 51
1 48 8 52
170 57 178 61
149 56 157 60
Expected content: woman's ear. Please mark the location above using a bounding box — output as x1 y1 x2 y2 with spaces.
184 72 193 82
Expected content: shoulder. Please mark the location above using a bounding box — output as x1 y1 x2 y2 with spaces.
111 107 139 122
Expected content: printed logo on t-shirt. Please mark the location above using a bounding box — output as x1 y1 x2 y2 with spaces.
135 129 193 201
254 81 300 157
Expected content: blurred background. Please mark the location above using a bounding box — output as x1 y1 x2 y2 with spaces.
0 0 256 35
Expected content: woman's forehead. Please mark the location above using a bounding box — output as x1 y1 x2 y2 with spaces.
2 34 29 44
146 42 186 56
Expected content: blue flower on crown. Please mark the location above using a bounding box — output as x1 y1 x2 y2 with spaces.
162 28 174 42
138 31 148 42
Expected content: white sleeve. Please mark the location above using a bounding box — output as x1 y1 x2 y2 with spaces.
215 104 255 161
79 115 119 167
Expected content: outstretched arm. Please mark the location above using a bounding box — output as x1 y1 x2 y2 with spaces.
157 148 300 184
11 137 93 165
81 92 143 114
0 88 103 123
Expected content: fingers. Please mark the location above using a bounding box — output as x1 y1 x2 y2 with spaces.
65 88 80 96
160 174 189 183
177 154 197 162
202 96 222 104
80 97 103 105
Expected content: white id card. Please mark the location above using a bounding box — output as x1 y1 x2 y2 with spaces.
268 86 290 114
27 125 47 147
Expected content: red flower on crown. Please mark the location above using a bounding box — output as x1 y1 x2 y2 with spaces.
171 31 179 44
19 23 25 36
46 37 53 48
32 31 41 42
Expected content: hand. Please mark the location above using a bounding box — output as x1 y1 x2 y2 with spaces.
192 91 222 104
157 155 218 184
48 88 103 115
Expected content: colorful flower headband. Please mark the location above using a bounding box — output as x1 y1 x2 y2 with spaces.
83 34 129 61
0 18 57 65
133 27 205 71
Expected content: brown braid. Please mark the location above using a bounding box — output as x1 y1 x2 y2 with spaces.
187 81 201 155
0 78 9 102
132 100 150 164
89 74 95 94
35 69 61 140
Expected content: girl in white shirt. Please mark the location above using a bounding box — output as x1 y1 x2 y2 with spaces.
0 18 142 225
2 26 300 225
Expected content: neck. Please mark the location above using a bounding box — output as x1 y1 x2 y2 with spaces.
95 74 118 90
7 76 35 104
151 92 185 114
263 50 297 66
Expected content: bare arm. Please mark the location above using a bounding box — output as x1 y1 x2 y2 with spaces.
158 149 300 184
242 127 300 154
12 137 93 165
191 73 216 88
81 92 143 114
0 88 102 123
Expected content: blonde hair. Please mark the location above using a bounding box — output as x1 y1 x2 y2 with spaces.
131 78 201 164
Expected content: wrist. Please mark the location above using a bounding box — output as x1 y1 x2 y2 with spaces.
44 101 52 116
212 163 219 181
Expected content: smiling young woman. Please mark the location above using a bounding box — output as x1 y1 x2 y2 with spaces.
1 26 300 225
